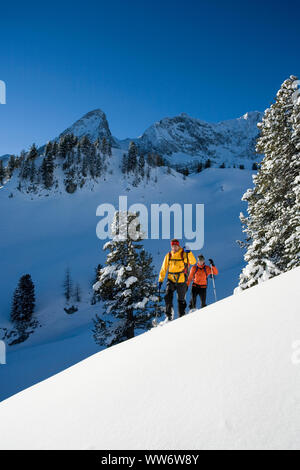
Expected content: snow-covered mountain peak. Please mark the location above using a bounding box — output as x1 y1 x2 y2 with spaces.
134 110 263 164
179 111 191 118
240 111 262 122
57 108 117 146
47 107 264 167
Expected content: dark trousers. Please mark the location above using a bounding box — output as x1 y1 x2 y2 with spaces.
165 280 187 318
190 284 207 309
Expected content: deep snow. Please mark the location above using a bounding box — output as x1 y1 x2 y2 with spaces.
0 166 254 400
0 267 299 450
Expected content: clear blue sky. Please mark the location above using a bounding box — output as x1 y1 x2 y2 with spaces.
0 0 299 155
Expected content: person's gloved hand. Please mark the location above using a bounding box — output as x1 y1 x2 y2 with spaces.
208 258 214 266
158 281 163 290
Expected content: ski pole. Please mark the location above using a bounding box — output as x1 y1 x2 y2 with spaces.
210 263 217 302
153 285 161 326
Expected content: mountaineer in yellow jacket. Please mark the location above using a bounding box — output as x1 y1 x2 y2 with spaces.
158 239 196 320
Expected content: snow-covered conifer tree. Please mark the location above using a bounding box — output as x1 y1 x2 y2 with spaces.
7 155 16 178
284 81 300 269
127 141 138 172
27 143 38 161
237 76 300 291
63 268 73 303
45 141 53 158
0 160 6 185
10 274 37 344
121 153 128 174
93 211 161 347
74 283 81 303
138 154 145 178
41 154 54 189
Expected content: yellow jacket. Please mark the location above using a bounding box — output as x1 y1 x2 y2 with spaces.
159 248 196 284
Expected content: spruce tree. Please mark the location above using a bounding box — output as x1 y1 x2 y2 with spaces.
93 211 160 347
58 136 68 159
11 286 22 324
29 160 36 185
45 141 53 158
122 153 128 174
81 155 88 178
63 268 73 303
284 79 300 269
138 154 145 177
88 144 96 178
27 144 38 161
91 264 103 304
204 158 211 169
74 283 81 303
95 149 103 178
7 155 16 178
52 141 59 157
19 150 26 163
41 154 54 189
127 142 138 171
0 160 5 185
19 157 31 180
64 166 77 193
197 162 203 173
237 76 300 291
11 274 36 339
80 136 92 157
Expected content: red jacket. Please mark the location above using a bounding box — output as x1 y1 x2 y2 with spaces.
187 263 218 287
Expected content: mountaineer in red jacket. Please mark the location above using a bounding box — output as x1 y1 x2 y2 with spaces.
187 254 218 309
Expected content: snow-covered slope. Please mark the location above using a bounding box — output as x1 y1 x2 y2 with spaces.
0 167 254 401
0 107 263 404
57 108 118 147
0 267 299 450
